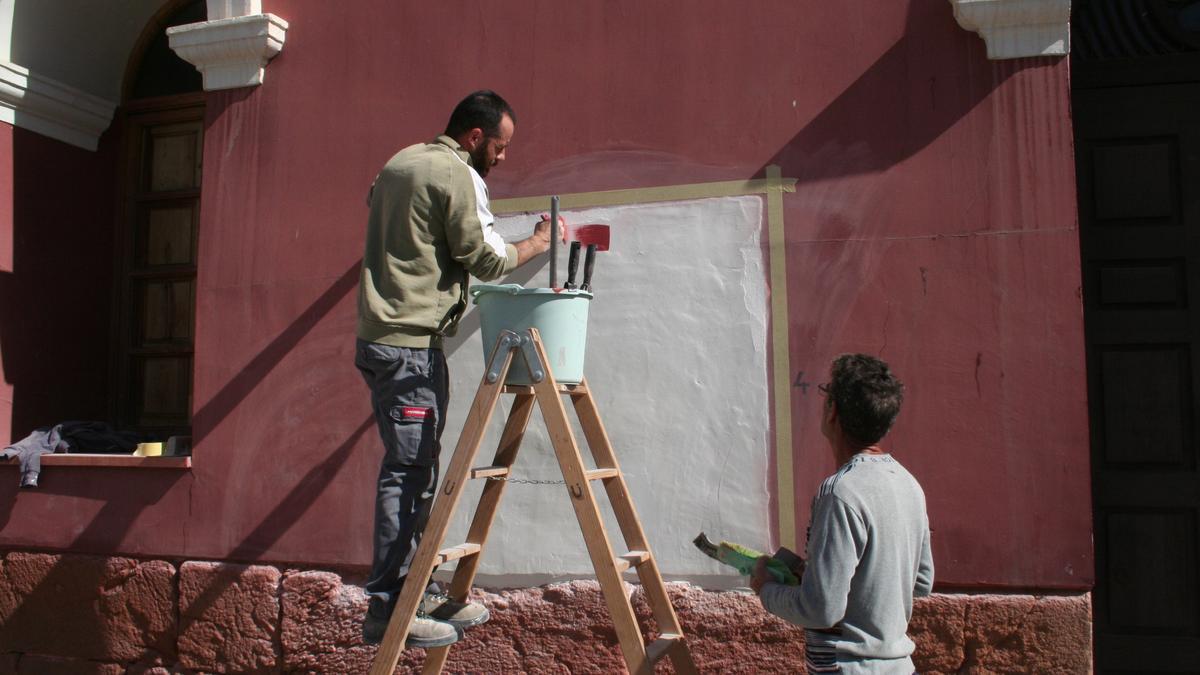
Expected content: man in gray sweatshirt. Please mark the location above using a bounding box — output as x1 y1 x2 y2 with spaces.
752 354 933 674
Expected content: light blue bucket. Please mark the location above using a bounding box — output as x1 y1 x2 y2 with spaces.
470 284 593 385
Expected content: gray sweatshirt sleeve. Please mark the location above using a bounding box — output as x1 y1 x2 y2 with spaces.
760 493 866 628
914 517 934 597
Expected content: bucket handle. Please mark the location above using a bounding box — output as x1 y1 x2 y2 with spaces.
470 283 523 299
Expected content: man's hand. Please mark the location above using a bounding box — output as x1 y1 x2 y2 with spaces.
533 213 568 246
750 556 771 595
514 214 567 267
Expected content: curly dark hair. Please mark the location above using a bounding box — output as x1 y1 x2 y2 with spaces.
822 354 905 448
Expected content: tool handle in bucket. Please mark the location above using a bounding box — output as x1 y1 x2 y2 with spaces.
565 241 581 289
580 244 597 291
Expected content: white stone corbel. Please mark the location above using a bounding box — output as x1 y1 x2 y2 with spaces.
949 0 1071 59
0 61 117 150
167 0 288 91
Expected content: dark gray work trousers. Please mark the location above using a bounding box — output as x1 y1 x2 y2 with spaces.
355 339 449 615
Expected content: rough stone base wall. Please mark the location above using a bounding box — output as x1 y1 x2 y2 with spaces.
0 551 1091 673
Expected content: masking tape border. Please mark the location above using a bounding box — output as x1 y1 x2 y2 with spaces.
493 169 798 551
766 166 796 552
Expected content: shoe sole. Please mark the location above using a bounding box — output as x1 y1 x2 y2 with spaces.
362 633 462 649
435 606 490 630
362 624 462 649
404 632 461 649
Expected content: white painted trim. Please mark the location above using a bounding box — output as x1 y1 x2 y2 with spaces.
167 13 288 91
0 61 116 151
207 0 262 20
949 0 1070 59
0 0 14 61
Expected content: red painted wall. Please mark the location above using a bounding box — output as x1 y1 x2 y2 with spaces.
0 0 1091 591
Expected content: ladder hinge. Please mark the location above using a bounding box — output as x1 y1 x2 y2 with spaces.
485 330 524 383
519 333 545 383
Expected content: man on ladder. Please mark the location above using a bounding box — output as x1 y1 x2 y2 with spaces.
355 90 564 648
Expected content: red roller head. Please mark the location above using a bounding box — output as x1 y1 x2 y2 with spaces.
571 224 610 251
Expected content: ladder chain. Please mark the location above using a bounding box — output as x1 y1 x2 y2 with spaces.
486 475 566 485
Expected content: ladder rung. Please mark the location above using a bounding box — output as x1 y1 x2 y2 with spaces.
471 465 510 479
585 468 619 480
614 550 650 573
501 383 585 395
435 543 482 564
645 633 683 664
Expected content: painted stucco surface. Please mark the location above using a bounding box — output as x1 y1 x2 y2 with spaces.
0 123 117 450
440 197 770 580
0 0 1090 595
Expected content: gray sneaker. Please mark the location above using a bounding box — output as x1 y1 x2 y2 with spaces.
362 612 462 649
420 591 491 629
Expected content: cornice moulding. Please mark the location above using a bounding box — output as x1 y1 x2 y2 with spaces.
167 13 288 91
950 0 1071 59
0 61 116 151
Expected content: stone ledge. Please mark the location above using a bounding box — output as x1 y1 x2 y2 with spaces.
949 0 1071 59
0 552 176 661
177 561 281 672
0 454 192 469
0 551 1092 673
167 13 288 91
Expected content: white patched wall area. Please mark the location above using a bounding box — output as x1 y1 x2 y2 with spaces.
441 195 771 587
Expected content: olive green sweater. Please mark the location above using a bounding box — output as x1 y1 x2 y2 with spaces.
357 135 518 348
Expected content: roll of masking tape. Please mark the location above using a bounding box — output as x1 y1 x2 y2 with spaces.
134 442 163 457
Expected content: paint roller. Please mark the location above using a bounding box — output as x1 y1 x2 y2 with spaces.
693 532 803 585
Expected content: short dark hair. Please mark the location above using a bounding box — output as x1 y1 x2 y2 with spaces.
824 354 904 447
444 90 515 139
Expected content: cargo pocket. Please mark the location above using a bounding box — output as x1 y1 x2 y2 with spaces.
386 403 438 466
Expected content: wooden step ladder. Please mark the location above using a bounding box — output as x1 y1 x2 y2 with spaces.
369 328 698 675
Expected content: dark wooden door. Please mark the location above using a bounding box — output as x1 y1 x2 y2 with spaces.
1075 82 1200 672
115 100 204 437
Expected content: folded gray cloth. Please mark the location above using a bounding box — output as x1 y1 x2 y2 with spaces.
1 425 66 488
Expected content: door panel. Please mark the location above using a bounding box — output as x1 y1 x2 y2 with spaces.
117 109 202 434
1076 83 1200 672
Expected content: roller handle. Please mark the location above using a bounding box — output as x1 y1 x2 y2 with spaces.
549 196 559 288
580 244 597 292
565 241 581 290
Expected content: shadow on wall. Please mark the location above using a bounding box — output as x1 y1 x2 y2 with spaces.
0 125 121 444
170 417 374 642
0 417 372 663
190 261 362 445
0 261 373 661
759 0 1032 187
